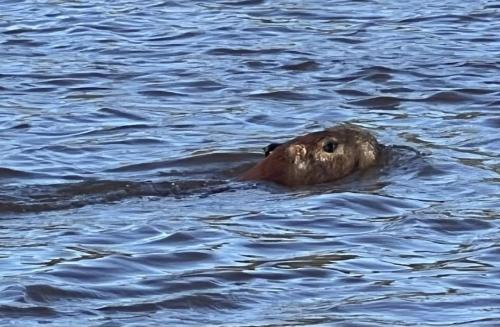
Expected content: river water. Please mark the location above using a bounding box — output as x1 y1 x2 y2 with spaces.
1 1 499 326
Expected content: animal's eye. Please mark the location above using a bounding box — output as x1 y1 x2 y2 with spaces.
263 143 282 157
322 140 338 153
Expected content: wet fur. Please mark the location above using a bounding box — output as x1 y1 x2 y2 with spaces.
240 124 382 186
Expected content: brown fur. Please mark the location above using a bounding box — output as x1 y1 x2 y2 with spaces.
239 124 381 186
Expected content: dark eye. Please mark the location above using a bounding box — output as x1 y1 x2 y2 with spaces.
263 143 282 157
322 140 338 153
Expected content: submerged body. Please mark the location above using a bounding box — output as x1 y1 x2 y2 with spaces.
240 124 383 187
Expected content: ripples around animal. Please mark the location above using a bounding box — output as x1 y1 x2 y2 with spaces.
0 125 422 214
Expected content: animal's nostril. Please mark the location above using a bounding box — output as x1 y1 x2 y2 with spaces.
263 143 282 157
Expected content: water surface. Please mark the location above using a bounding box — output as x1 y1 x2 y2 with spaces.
1 1 499 326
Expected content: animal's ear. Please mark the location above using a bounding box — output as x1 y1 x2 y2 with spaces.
286 144 307 162
358 142 378 168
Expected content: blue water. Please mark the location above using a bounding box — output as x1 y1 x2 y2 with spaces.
1 1 499 326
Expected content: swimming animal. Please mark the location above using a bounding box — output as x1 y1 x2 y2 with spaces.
239 124 382 186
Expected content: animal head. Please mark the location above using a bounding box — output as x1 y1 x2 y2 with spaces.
243 124 381 186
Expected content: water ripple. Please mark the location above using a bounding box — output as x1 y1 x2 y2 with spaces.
1 0 499 326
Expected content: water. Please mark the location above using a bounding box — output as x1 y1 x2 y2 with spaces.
1 1 499 326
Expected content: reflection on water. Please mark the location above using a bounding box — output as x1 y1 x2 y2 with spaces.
1 0 499 326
